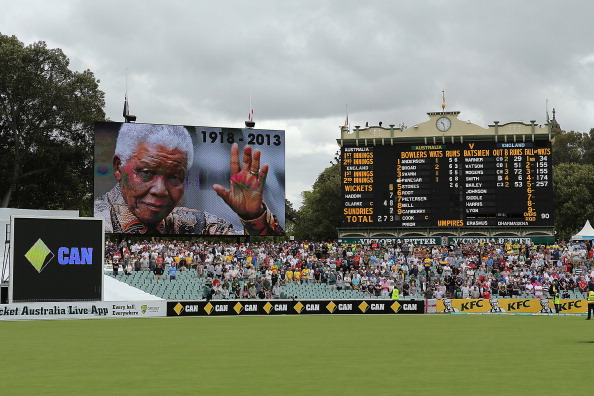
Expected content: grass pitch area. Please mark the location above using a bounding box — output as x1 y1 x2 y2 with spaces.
1 315 591 395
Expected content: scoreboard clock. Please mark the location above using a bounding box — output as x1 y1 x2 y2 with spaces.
436 116 452 132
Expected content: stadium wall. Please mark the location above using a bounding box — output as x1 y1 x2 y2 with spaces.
0 298 587 320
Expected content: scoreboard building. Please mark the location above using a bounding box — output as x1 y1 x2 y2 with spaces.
338 109 554 244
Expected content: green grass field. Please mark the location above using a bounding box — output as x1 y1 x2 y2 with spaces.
1 315 591 395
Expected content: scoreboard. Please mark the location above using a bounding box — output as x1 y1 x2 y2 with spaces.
341 140 553 228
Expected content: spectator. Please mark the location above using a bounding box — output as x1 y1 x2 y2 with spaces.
248 282 257 299
169 263 177 280
125 261 133 276
461 282 470 299
533 281 544 298
272 282 281 299
140 255 150 271
482 288 491 299
154 263 164 280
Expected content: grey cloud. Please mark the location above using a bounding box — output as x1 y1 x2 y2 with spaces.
2 0 594 207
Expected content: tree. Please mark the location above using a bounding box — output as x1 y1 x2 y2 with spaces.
552 128 585 166
0 34 105 214
580 128 594 166
284 198 298 234
294 163 341 241
553 163 594 240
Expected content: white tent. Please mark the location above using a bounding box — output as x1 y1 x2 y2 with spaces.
571 220 594 240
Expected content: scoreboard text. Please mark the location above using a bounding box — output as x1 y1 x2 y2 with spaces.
341 141 553 228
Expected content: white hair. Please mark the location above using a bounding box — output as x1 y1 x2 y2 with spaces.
115 123 194 169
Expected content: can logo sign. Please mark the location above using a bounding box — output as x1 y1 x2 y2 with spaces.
24 239 54 273
24 239 93 273
57 247 93 265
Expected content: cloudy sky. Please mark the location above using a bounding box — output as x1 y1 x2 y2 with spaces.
3 1 594 207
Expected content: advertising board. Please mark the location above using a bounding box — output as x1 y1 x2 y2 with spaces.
10 217 104 303
0 300 166 320
435 298 586 314
168 299 424 316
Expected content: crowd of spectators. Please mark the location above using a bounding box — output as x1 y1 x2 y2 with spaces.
105 238 594 300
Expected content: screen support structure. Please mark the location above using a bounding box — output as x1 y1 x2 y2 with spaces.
1 222 10 283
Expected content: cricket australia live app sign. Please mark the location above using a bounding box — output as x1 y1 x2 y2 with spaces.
10 217 104 302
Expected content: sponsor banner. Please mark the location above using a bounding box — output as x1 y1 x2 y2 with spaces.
338 237 441 246
435 298 586 314
10 216 104 302
168 299 424 316
0 300 166 320
447 236 554 245
338 236 554 246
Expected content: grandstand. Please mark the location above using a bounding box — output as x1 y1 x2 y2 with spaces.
104 243 589 302
97 235 594 310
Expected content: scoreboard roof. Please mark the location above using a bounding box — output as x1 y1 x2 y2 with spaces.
338 110 552 144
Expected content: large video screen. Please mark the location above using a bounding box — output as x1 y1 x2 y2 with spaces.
341 140 554 228
94 122 285 235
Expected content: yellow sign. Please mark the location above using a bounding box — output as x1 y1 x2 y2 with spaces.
435 298 586 314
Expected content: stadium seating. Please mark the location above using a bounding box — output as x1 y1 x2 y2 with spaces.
107 268 581 301
107 270 389 300
106 270 208 300
105 239 592 303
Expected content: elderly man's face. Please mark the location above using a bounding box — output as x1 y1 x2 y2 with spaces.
115 142 186 225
